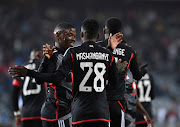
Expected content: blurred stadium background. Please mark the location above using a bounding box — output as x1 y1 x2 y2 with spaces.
0 0 180 126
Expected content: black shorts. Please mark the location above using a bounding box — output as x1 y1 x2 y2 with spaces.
21 119 42 127
73 121 108 127
136 123 147 127
125 111 136 127
42 117 72 127
108 101 125 127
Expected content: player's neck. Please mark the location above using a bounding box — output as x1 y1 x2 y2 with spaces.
104 34 109 40
83 38 96 43
55 42 66 52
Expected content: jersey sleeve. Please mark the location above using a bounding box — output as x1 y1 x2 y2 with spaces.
107 56 125 100
12 79 20 112
38 55 56 73
27 48 73 85
129 51 146 80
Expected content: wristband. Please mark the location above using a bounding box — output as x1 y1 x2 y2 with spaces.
14 111 21 116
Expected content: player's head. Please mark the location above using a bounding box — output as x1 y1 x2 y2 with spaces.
30 49 43 60
80 19 99 42
54 22 76 51
104 17 122 39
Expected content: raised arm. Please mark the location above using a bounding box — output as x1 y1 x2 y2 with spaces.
136 95 152 127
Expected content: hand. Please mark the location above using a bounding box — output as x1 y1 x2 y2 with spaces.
116 59 128 72
140 63 148 76
8 65 27 78
144 114 152 127
15 115 21 127
140 63 148 69
108 32 123 49
43 44 56 59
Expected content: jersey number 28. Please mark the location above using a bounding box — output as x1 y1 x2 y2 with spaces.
79 62 106 92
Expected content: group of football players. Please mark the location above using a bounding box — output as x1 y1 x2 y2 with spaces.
9 17 154 127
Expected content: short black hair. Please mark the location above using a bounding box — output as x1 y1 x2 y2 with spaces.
54 22 74 34
105 17 122 35
82 19 99 39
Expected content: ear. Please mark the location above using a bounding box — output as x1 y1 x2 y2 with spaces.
54 33 58 38
54 32 60 41
103 28 106 35
97 33 99 39
80 31 83 39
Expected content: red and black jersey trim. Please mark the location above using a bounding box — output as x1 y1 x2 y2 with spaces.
21 116 41 121
71 118 110 125
135 120 154 125
41 84 59 121
12 79 20 87
110 56 114 66
117 96 127 112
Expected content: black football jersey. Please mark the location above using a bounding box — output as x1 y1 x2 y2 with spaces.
97 40 145 112
27 41 120 124
136 73 154 124
98 39 144 83
12 59 46 120
37 47 72 121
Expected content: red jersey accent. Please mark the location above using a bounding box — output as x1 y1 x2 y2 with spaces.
71 118 110 125
21 116 41 121
110 56 114 66
12 79 20 87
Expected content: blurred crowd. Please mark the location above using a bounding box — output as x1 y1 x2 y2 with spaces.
0 0 180 126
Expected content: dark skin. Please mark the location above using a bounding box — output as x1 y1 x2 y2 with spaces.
104 25 151 126
15 115 21 127
55 28 76 51
44 28 76 59
12 29 76 126
14 50 43 127
8 30 125 77
136 95 152 127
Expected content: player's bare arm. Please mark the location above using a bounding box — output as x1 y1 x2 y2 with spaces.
136 95 152 127
108 32 123 49
43 44 56 59
15 115 21 127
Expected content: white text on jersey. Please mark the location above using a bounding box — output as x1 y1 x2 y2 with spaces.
76 52 109 61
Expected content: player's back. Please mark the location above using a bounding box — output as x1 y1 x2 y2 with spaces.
69 41 119 124
14 59 46 119
97 39 136 98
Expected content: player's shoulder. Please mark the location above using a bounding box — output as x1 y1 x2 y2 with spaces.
96 40 104 45
64 45 81 56
96 39 108 47
24 59 40 70
24 60 33 67
95 43 113 55
119 43 136 55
